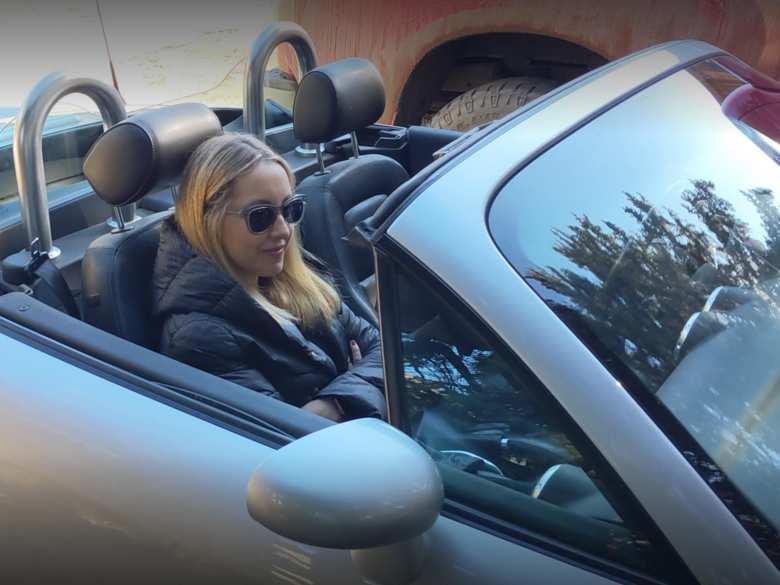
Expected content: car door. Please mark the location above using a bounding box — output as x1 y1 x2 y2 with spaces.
376 53 780 585
0 291 671 585
0 313 372 584
370 242 691 585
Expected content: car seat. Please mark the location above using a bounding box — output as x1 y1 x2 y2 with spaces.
80 103 222 349
293 58 409 324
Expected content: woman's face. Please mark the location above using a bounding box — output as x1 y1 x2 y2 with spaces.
221 160 294 279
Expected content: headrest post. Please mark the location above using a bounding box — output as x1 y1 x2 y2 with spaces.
109 206 127 233
315 144 329 175
119 202 137 224
106 202 138 233
351 132 360 159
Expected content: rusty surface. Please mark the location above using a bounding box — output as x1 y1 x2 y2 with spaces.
278 0 780 123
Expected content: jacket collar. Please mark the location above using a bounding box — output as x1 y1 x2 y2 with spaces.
153 218 292 344
152 217 340 374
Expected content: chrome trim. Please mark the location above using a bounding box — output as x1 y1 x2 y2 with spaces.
531 464 562 499
13 72 127 256
388 41 778 585
673 311 703 362
439 449 504 476
702 286 725 313
244 21 317 140
294 143 320 157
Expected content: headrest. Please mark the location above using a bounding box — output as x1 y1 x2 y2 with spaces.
293 58 385 143
83 103 223 207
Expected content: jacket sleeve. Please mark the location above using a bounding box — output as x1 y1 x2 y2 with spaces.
316 303 387 420
163 317 284 401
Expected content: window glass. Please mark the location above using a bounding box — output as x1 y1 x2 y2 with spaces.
390 267 666 576
489 59 780 547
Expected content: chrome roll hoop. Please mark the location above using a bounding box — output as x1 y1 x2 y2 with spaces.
13 72 128 258
244 21 318 141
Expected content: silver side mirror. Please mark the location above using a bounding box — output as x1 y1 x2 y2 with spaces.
246 418 443 585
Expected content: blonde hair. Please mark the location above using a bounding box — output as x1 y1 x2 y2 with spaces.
175 133 340 329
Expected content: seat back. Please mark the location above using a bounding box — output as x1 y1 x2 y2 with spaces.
81 212 168 349
298 155 408 321
81 103 222 346
293 59 409 322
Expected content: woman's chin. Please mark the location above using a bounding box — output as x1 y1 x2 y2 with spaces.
257 259 285 278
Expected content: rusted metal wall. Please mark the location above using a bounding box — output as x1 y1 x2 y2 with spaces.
278 0 780 123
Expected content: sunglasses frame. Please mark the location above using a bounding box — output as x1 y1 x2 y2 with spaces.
225 195 306 234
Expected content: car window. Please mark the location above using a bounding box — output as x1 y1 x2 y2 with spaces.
384 263 679 579
489 59 780 561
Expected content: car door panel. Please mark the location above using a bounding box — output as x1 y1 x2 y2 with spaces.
0 330 364 584
415 514 624 585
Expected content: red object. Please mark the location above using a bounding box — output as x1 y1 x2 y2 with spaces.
722 83 780 142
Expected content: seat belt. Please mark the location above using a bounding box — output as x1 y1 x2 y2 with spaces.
27 240 81 319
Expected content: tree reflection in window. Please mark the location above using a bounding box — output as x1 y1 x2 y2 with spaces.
528 180 780 393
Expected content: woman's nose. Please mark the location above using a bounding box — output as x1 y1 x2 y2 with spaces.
268 209 291 238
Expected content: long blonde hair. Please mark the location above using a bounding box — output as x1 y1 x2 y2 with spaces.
175 133 340 329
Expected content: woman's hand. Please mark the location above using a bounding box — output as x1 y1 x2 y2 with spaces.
302 342 364 421
349 340 362 369
302 397 344 422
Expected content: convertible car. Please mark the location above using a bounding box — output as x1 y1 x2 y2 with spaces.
0 23 779 585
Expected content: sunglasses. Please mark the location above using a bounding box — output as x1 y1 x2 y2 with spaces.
225 195 306 234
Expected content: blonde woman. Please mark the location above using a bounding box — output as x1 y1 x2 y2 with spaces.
152 134 385 421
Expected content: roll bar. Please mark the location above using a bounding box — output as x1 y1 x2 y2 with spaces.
13 72 129 258
244 21 318 141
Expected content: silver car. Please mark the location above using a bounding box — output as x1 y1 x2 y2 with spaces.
0 31 779 584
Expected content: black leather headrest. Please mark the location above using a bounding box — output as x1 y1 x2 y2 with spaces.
293 58 385 143
83 103 222 207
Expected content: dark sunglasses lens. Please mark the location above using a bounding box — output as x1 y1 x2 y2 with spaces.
282 198 305 224
247 207 276 233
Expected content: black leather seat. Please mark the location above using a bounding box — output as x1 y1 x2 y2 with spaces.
293 58 409 324
80 103 222 349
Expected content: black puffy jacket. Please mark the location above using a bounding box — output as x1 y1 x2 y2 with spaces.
151 218 386 420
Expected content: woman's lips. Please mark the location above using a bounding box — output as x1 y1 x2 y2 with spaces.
263 243 286 257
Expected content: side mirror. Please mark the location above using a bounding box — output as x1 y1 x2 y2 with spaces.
246 418 443 585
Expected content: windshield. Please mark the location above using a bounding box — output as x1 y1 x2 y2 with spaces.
0 0 294 226
489 59 780 539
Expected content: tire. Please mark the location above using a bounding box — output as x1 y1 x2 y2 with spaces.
428 76 560 131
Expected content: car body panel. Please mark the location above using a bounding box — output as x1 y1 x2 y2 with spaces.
386 42 780 585
0 328 306 583
0 322 633 584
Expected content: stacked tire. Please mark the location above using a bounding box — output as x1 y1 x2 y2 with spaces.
428 76 559 131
